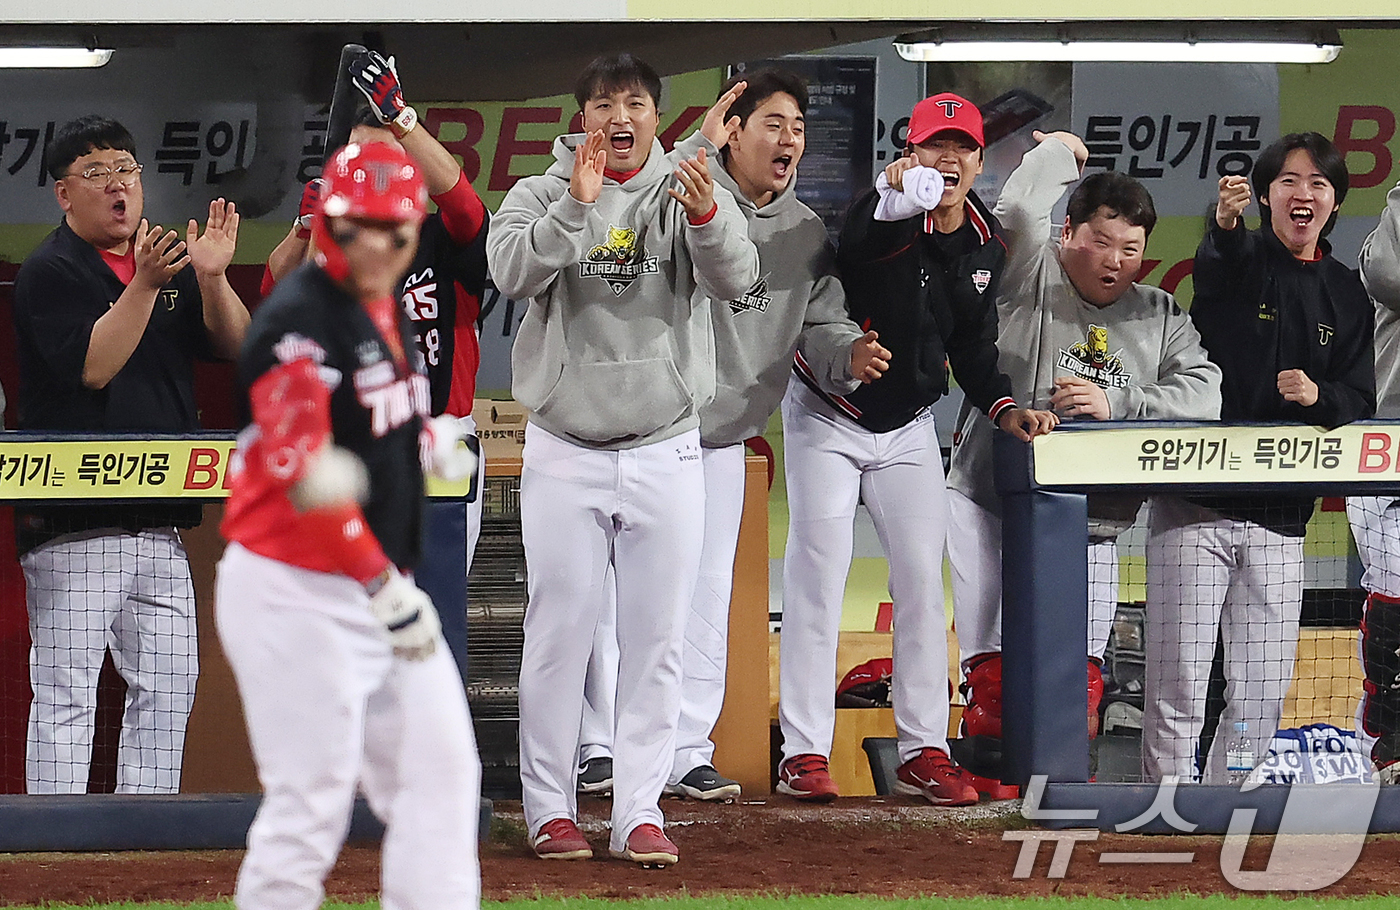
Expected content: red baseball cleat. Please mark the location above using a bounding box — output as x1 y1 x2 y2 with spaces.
894 748 979 806
610 823 679 868
777 752 840 802
532 817 593 860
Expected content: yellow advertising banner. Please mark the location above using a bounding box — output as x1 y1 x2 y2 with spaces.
1032 422 1400 487
0 437 475 501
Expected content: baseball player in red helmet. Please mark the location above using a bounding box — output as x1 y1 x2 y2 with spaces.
776 92 1055 805
218 142 482 909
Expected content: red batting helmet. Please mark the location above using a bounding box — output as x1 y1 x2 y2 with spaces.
313 142 428 282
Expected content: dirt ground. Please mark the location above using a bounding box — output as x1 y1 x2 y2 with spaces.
3 796 1400 904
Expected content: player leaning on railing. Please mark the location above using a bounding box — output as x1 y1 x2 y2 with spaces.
1348 177 1400 782
1143 132 1376 784
944 129 1221 788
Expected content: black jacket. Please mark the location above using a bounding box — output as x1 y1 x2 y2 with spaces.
819 188 1014 433
12 219 212 552
1190 219 1376 535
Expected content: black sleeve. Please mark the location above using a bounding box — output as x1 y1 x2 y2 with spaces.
945 244 1015 418
14 256 97 391
836 187 919 270
1306 275 1376 428
237 275 328 392
1190 220 1263 333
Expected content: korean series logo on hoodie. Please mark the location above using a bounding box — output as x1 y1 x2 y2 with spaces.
580 224 660 296
1058 324 1132 389
729 275 772 315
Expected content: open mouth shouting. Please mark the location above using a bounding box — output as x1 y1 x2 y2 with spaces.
940 170 960 188
1290 205 1314 228
609 130 635 155
773 154 794 181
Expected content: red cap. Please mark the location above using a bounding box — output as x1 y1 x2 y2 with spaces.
314 142 427 282
907 92 984 148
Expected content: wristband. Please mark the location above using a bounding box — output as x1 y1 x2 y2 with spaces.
390 105 418 140
365 566 395 596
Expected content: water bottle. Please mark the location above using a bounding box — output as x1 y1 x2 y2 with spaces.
1226 721 1255 785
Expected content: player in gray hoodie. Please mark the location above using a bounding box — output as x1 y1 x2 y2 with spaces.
486 53 758 867
574 71 889 804
945 131 1220 777
661 71 889 801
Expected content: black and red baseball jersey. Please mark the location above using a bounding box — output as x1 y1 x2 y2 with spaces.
400 174 489 418
262 171 489 419
223 264 429 575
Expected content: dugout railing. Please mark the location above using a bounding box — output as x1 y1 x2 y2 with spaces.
997 419 1400 833
0 432 484 851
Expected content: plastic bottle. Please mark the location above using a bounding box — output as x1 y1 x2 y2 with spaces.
1225 721 1255 785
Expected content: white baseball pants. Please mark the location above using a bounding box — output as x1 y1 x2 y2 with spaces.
517 424 704 852
576 443 746 783
578 583 617 766
1142 496 1303 784
1345 495 1400 755
672 443 747 781
779 377 951 765
23 528 197 794
946 489 1118 670
216 544 481 910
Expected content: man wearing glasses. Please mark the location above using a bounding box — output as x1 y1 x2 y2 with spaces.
12 115 248 793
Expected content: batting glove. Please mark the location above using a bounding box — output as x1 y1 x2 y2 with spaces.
366 569 440 661
350 49 408 126
422 414 480 482
294 178 323 239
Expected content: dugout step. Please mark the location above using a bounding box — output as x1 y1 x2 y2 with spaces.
0 795 493 852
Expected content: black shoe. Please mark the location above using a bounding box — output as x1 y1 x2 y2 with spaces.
666 765 741 801
578 757 613 796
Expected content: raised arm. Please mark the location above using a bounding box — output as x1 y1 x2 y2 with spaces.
84 220 190 387
672 147 759 303
992 131 1085 295
188 198 250 360
1361 181 1400 313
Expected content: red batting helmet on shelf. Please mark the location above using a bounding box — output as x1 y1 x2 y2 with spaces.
313 141 427 282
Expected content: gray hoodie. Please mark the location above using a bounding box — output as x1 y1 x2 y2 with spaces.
948 137 1222 517
488 135 759 449
1359 181 1400 420
676 134 864 447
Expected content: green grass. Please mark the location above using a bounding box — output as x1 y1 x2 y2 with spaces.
9 898 1400 910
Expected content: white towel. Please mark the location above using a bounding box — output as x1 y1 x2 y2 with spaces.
873 166 946 221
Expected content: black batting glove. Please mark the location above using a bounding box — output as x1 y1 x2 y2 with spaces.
350 49 407 125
